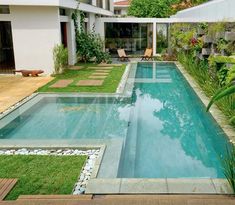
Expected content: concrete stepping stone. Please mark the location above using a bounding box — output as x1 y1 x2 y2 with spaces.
95 70 111 73
92 73 109 76
68 66 84 70
89 76 107 79
77 80 104 86
50 80 73 88
98 63 120 67
89 67 113 70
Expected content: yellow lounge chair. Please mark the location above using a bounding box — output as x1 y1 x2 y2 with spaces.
141 48 153 61
117 49 130 62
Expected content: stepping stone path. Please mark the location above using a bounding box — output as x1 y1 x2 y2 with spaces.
77 80 104 86
98 63 120 67
50 80 73 88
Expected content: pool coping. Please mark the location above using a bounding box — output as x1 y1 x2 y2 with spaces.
0 61 234 195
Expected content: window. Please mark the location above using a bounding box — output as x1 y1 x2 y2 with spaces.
114 10 121 15
59 8 66 16
0 6 10 14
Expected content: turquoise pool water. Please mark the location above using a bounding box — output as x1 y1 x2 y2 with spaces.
0 62 230 178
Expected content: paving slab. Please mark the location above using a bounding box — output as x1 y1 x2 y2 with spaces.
89 76 107 79
49 80 73 88
212 179 233 194
89 67 113 70
91 73 109 76
86 179 121 194
95 70 111 73
77 80 104 86
68 66 84 70
120 179 168 194
167 179 216 194
98 63 120 67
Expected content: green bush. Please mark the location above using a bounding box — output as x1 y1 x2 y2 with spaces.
76 31 111 64
53 44 68 74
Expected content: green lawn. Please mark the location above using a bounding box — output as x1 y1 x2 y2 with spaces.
0 155 86 200
38 64 126 93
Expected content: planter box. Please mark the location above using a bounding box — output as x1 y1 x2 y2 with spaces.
202 35 213 43
197 28 205 35
202 48 211 56
225 32 235 41
215 32 225 40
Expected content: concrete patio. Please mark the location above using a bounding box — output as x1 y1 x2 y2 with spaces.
0 75 53 113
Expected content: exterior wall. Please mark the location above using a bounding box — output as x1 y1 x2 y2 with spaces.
172 0 235 22
114 7 128 15
10 6 61 74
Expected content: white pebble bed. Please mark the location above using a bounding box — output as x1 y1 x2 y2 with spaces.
0 148 99 195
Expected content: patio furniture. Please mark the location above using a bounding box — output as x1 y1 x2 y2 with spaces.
141 48 153 61
117 49 130 62
14 70 44 77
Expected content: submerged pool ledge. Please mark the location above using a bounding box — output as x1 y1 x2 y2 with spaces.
86 178 233 194
175 62 235 145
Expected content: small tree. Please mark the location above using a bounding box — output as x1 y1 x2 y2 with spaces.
53 44 68 74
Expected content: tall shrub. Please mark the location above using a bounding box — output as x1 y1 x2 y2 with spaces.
53 44 68 74
76 31 111 63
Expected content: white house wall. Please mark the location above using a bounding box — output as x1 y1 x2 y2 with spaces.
172 0 235 22
9 6 61 74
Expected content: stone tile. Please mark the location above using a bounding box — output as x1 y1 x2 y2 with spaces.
85 179 121 194
167 179 216 194
98 63 120 67
77 80 104 86
120 179 168 194
49 80 73 88
89 67 113 70
89 76 107 79
212 179 233 194
92 73 109 76
68 66 84 70
95 70 111 73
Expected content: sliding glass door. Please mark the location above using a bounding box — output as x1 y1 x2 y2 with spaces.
0 21 15 73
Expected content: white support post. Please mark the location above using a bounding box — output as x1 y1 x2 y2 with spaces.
67 10 77 65
153 22 157 56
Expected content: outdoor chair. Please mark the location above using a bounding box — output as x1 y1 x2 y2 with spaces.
117 49 130 62
141 48 153 61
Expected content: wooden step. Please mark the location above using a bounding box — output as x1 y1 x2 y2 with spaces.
0 178 18 200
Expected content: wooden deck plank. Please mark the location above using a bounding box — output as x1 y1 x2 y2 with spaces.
0 179 18 201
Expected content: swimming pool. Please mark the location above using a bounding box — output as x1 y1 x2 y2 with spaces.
0 62 230 179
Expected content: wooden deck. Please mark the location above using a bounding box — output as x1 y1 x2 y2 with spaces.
0 179 18 201
0 194 234 205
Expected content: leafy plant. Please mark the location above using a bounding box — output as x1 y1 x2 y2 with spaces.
217 39 229 54
217 64 229 86
221 146 235 194
128 0 180 18
53 44 68 74
76 31 111 63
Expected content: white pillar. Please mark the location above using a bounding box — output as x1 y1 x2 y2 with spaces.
153 22 157 56
67 10 77 65
102 0 106 10
92 0 96 6
88 13 96 32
